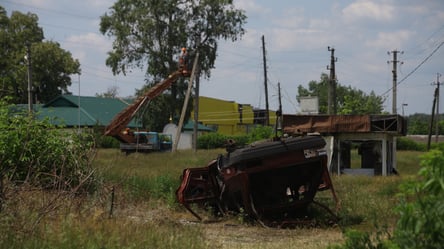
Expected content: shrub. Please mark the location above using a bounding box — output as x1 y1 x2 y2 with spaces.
197 126 275 149
97 135 120 148
330 145 444 249
396 137 426 151
394 148 444 248
248 125 274 143
230 134 249 147
92 125 119 148
197 133 228 149
328 229 398 249
0 100 97 196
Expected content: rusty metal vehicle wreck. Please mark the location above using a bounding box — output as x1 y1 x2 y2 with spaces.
176 135 339 227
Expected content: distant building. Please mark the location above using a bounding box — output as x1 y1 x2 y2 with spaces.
22 95 141 129
21 95 276 138
298 96 319 114
193 96 276 136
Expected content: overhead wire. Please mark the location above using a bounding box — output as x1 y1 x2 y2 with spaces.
379 40 444 98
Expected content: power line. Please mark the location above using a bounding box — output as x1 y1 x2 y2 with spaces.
380 40 444 98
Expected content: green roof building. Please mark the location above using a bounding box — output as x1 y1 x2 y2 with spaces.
32 95 141 128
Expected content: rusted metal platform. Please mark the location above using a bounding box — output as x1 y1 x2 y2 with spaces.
282 114 407 176
283 114 406 135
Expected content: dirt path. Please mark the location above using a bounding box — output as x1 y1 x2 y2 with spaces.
179 217 344 249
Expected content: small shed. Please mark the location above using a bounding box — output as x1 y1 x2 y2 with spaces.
163 121 214 150
283 114 407 176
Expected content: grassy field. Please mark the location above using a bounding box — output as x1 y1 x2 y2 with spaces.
0 148 424 249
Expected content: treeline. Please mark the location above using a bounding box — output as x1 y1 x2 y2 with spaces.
406 113 444 135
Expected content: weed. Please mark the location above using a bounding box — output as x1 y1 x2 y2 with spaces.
0 148 425 249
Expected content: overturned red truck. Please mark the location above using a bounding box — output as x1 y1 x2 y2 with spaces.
176 135 339 227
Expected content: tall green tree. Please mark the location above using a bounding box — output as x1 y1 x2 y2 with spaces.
406 113 444 135
32 41 81 102
297 73 384 114
0 7 80 104
99 0 246 131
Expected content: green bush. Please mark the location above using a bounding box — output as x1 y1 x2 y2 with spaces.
229 134 249 147
248 125 274 143
396 137 426 151
328 229 398 249
197 133 228 149
394 148 444 248
197 126 275 149
331 145 444 249
91 125 119 148
97 135 120 148
0 100 97 193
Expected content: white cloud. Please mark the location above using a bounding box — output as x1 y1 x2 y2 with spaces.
234 0 270 15
272 7 305 29
342 0 395 23
366 30 414 50
24 0 55 8
270 28 322 51
238 28 262 48
62 32 111 63
89 0 115 8
66 33 111 52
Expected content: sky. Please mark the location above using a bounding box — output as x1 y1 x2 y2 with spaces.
2 0 444 116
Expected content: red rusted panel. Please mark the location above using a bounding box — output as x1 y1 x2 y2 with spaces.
283 114 406 135
283 115 371 134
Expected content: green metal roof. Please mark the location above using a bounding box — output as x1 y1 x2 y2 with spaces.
33 95 141 127
183 120 214 132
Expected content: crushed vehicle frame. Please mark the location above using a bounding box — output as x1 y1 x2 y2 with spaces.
176 135 339 227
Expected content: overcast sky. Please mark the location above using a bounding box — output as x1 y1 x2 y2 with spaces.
3 0 444 115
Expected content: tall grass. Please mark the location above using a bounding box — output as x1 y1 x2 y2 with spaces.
333 149 424 229
93 149 224 204
0 148 424 249
94 149 223 178
0 210 210 249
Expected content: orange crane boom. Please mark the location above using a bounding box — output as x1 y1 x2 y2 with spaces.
104 70 185 143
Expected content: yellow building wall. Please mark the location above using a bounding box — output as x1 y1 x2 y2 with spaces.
268 110 277 126
192 96 276 136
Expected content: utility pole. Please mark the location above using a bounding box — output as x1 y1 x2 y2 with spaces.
78 74 81 134
275 82 283 138
428 87 438 151
192 40 201 152
327 46 337 114
388 50 403 114
432 73 442 142
192 68 201 152
173 52 199 152
261 35 269 126
387 50 402 174
26 43 33 114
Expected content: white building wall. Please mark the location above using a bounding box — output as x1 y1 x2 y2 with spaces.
163 123 193 150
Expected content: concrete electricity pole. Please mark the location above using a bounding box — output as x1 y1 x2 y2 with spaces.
275 82 283 138
327 46 337 115
432 73 442 142
388 50 403 114
262 35 269 126
173 52 200 152
26 43 33 114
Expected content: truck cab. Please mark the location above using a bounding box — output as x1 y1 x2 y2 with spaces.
120 131 172 154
